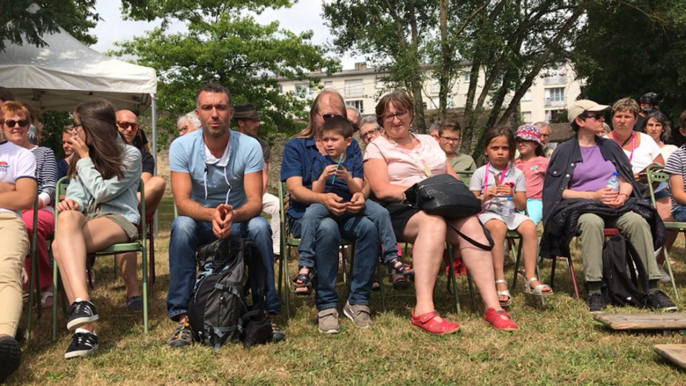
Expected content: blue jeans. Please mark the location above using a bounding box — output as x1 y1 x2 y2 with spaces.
297 200 398 268
673 204 686 222
166 216 281 320
289 208 379 310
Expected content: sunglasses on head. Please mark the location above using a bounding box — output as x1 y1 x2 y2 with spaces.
4 119 29 128
117 121 139 131
320 113 343 121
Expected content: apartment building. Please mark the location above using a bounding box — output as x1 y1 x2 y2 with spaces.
277 62 583 124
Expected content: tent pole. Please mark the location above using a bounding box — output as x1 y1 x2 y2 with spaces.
151 94 159 238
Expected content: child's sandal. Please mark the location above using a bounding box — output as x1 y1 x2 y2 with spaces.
293 267 316 296
386 257 413 275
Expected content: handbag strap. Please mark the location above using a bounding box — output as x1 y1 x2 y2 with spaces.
445 219 494 251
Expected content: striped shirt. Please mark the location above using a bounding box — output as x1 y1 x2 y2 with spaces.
31 146 58 209
664 144 686 211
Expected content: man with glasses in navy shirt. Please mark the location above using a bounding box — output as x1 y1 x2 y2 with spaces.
281 89 380 334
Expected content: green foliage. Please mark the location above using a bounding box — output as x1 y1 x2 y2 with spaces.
39 111 71 158
573 0 686 140
114 0 339 147
0 0 99 52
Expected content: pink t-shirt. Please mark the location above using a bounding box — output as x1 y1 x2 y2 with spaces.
363 133 447 188
514 156 548 200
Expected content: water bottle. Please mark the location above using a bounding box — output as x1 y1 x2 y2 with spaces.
606 172 620 192
502 196 515 220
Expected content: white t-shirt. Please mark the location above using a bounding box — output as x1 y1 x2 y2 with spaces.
0 141 37 217
606 132 661 173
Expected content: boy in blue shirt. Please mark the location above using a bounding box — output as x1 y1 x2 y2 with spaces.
293 116 411 294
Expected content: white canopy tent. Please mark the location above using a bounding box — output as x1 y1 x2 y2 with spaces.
0 24 159 160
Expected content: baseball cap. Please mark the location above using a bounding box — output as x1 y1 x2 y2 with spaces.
567 100 610 123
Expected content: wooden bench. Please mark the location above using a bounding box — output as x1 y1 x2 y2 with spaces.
593 313 686 330
654 345 686 370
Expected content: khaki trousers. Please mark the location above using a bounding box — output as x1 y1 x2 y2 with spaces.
576 212 660 284
0 213 29 336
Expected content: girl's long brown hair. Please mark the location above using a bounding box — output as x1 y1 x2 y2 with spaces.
67 99 128 180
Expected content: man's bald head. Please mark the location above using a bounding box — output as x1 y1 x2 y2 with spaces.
115 109 139 144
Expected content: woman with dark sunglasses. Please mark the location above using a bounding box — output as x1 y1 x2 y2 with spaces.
51 99 142 359
1 101 58 309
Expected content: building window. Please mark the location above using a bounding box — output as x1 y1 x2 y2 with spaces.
430 79 440 94
544 87 565 107
295 83 312 99
464 73 470 83
522 111 532 123
345 79 364 98
276 85 283 94
346 100 364 114
324 81 333 89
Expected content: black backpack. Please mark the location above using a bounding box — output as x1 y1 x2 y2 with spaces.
188 236 273 349
600 233 648 308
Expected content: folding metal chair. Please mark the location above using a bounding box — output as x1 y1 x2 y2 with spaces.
646 164 679 299
52 177 149 339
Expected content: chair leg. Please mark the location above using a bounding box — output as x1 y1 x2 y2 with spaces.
466 272 477 314
510 238 523 291
52 258 59 340
447 245 461 314
283 245 291 320
141 246 148 333
567 257 580 300
377 261 386 312
149 231 156 287
550 257 557 291
663 247 679 300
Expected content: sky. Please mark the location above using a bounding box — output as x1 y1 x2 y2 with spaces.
91 0 363 69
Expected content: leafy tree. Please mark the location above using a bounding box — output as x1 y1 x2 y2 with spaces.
573 0 686 139
0 0 100 51
323 0 584 159
115 0 339 146
323 0 437 134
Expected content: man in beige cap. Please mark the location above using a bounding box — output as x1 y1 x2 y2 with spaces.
233 103 281 261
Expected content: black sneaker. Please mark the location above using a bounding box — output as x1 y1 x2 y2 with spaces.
64 331 99 359
271 323 286 343
167 320 193 348
587 293 606 313
645 290 678 312
126 296 144 312
67 299 99 330
0 336 21 383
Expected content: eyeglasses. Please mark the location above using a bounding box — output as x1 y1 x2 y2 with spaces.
3 119 29 128
318 113 343 121
586 114 604 121
381 110 408 122
351 124 360 132
539 133 550 138
440 136 460 142
117 121 139 131
361 129 380 139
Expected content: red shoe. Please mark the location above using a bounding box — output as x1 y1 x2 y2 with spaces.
411 309 459 335
484 308 518 331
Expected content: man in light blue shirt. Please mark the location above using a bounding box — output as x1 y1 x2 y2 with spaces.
166 83 281 347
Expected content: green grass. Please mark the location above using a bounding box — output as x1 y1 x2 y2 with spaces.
10 195 686 385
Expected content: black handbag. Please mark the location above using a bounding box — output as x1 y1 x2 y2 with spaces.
404 174 493 251
404 174 481 219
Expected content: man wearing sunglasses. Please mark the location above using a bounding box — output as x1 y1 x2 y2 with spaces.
166 83 283 347
346 105 361 134
114 110 167 311
281 89 382 334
